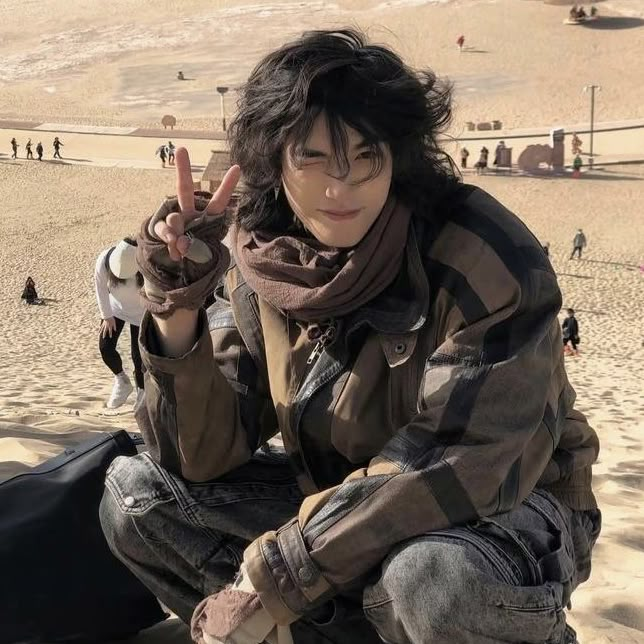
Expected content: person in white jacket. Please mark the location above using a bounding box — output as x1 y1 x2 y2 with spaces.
94 238 145 408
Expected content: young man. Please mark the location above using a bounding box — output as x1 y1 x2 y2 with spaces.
100 29 600 644
563 309 580 356
36 141 44 161
570 228 587 259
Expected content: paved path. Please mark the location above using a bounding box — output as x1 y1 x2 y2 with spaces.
1 117 642 172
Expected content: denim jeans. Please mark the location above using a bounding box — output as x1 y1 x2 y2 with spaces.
100 448 600 644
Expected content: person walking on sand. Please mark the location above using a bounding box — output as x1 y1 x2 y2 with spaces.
25 139 33 159
457 34 465 51
10 137 18 159
167 141 176 165
156 144 168 168
94 238 146 409
460 146 469 169
562 308 580 356
570 228 587 259
99 29 599 644
36 141 44 161
52 136 63 159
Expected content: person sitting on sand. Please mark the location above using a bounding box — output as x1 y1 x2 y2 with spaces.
21 276 44 305
577 6 587 19
94 238 145 409
569 4 579 20
177 70 185 80
100 28 600 644
563 308 580 356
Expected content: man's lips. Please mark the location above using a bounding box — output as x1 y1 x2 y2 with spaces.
319 208 362 218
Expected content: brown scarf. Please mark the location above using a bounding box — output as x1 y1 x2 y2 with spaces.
232 196 411 321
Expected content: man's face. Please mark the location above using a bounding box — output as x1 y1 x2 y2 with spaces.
281 114 393 248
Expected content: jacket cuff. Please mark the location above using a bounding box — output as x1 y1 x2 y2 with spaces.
139 309 211 376
243 519 333 626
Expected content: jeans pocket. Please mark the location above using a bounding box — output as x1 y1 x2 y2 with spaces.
104 453 175 515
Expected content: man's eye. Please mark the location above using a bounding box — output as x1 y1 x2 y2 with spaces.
357 150 376 160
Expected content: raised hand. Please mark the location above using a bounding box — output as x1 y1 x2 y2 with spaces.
152 147 241 262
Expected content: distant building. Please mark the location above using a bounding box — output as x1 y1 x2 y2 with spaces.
201 150 234 192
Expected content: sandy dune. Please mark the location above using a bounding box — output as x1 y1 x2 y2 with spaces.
1 0 643 642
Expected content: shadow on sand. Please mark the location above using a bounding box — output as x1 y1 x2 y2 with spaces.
579 258 641 269
582 16 644 30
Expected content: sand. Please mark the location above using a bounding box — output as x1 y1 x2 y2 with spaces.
1 0 643 642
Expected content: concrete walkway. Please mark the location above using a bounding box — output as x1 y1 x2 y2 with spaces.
1 117 643 172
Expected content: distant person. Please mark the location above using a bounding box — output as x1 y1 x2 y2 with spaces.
573 154 583 177
569 4 579 20
94 238 145 409
167 141 176 165
53 136 63 159
460 146 469 169
10 137 18 159
20 276 44 305
571 133 582 155
156 144 168 168
543 242 550 257
562 308 580 356
25 139 34 160
36 141 44 161
577 6 587 19
475 145 489 174
456 35 465 51
177 71 185 80
570 228 587 259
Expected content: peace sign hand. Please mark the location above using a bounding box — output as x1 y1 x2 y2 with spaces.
136 147 241 319
150 147 241 262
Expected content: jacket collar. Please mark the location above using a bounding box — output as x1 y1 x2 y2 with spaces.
344 220 429 367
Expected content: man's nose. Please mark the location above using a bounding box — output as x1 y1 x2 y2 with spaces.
324 174 351 200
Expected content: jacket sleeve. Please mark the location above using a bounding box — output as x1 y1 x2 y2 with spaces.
136 285 278 482
243 250 572 624
94 250 114 320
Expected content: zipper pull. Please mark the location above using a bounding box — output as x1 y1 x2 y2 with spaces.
305 320 337 365
307 342 323 365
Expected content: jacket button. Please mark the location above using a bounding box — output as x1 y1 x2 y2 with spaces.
298 565 316 586
394 343 406 355
124 496 136 508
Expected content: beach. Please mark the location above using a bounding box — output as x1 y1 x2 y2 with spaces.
1 0 643 642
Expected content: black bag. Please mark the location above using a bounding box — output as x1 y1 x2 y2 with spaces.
0 430 167 643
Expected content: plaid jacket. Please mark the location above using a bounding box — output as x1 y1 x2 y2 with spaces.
138 185 599 624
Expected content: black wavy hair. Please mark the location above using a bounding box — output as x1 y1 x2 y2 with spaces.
229 28 459 233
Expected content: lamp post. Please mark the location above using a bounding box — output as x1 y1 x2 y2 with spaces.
583 84 601 168
216 86 229 131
